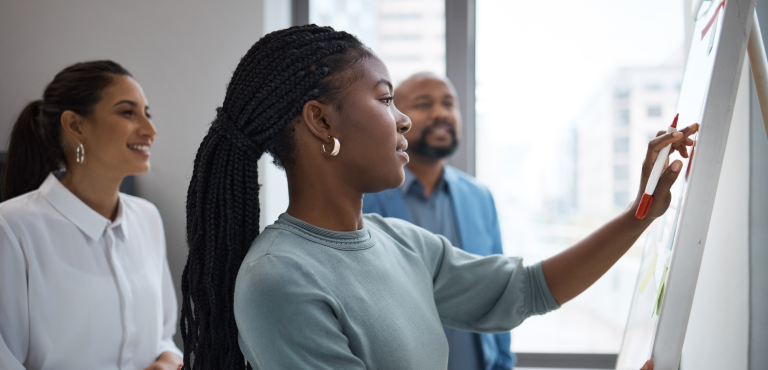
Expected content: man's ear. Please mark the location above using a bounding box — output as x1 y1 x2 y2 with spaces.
60 110 85 143
300 100 335 143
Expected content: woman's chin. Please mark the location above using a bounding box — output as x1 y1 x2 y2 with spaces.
124 162 151 176
359 170 404 194
381 170 406 191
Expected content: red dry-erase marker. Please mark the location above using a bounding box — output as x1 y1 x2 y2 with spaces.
635 113 679 219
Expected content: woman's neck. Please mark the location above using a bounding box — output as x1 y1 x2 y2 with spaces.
285 164 364 232
60 166 123 221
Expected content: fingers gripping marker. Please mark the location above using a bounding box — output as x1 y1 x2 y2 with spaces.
635 113 678 219
635 193 653 219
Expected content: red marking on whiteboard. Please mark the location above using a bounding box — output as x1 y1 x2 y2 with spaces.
701 0 726 40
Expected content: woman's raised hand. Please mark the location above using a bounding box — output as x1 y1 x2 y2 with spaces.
631 123 699 219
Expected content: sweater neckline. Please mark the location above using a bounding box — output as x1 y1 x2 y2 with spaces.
271 213 376 251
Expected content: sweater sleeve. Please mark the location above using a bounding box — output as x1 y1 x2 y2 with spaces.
234 254 366 370
429 234 559 333
368 215 560 334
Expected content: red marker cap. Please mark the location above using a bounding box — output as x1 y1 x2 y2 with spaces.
671 113 679 129
635 193 653 219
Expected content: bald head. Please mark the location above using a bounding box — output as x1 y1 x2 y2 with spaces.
394 72 461 161
394 72 458 107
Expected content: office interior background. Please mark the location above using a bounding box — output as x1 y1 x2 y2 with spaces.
1 1 766 369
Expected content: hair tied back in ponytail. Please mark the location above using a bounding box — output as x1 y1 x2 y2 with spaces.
2 100 49 200
212 108 265 159
181 24 371 369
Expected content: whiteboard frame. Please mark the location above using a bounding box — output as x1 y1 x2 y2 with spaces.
616 0 756 368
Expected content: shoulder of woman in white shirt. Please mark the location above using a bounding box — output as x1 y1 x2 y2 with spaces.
0 179 162 234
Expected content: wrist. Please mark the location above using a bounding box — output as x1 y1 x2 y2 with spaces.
620 203 654 229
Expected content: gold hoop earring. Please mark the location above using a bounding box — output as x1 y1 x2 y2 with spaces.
76 143 85 164
321 136 340 157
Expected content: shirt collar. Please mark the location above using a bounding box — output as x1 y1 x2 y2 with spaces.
400 166 450 196
111 197 129 240
400 166 420 195
40 173 128 241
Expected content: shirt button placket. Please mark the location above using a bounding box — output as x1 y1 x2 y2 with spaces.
105 225 135 370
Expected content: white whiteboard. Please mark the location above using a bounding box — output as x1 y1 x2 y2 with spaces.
616 0 755 369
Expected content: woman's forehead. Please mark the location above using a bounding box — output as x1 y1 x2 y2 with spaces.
352 57 391 90
101 76 147 106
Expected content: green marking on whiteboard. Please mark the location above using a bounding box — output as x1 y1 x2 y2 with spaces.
638 252 659 294
654 265 670 316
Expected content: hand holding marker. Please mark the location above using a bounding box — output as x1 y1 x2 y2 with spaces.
636 114 679 219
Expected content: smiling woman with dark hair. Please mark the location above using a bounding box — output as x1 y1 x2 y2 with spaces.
0 61 182 370
181 24 696 370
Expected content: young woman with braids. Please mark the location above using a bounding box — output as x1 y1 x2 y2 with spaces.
182 25 697 370
0 61 183 370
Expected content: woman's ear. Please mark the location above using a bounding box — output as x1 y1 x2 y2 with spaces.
301 100 335 143
60 110 86 143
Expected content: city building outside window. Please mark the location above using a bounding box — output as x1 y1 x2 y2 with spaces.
476 0 684 354
309 0 445 86
648 105 663 117
614 137 630 153
614 165 629 180
618 109 630 125
614 192 629 207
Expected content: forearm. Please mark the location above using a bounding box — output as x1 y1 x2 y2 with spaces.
541 208 653 305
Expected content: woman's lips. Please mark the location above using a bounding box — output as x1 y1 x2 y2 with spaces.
396 147 409 163
127 144 151 151
396 138 408 152
127 143 151 157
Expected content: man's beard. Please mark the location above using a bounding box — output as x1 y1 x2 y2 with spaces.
410 120 459 159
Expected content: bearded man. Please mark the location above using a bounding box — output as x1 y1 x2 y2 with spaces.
363 72 515 370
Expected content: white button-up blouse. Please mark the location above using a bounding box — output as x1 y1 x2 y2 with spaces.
0 174 182 370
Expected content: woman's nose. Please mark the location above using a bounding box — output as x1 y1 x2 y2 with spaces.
140 115 157 138
395 106 412 134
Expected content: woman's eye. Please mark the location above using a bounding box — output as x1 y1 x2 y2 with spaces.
122 110 134 117
382 97 393 105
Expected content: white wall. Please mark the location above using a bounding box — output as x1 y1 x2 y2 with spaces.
0 0 290 348
680 59 751 370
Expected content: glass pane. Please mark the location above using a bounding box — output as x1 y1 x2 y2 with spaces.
476 0 684 353
309 0 445 86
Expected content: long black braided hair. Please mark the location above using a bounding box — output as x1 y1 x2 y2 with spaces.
181 24 371 369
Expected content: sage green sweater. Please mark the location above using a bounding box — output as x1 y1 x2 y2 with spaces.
234 213 559 369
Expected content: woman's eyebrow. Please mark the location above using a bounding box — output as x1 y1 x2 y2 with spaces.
375 79 393 92
113 100 137 107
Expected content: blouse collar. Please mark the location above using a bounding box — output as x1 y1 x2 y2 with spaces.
39 173 128 241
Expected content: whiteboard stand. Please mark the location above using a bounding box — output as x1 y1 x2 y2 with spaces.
748 9 768 142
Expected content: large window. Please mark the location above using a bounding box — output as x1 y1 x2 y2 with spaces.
475 0 684 354
310 0 445 86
